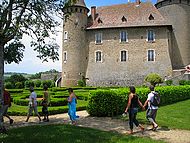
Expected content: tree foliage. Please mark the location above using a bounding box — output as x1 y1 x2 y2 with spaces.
144 73 163 87
0 0 77 63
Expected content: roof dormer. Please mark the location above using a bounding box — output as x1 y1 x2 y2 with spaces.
149 14 154 20
122 16 127 22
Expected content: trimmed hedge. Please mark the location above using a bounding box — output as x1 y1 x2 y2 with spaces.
87 90 127 117
87 86 190 117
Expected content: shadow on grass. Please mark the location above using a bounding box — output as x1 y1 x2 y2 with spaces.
0 124 165 143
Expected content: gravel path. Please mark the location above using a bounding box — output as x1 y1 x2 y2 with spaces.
3 111 190 143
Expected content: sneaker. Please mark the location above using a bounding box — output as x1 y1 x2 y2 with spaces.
152 125 158 131
10 119 14 125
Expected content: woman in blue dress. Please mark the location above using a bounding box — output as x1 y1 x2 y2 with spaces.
68 88 79 125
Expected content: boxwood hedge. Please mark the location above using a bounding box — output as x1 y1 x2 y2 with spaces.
87 86 190 117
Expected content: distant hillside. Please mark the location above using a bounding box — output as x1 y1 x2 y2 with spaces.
4 72 32 78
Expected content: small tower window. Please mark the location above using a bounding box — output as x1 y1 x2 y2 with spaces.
80 9 82 13
64 31 68 42
75 8 78 12
149 14 154 20
63 51 67 63
122 16 127 22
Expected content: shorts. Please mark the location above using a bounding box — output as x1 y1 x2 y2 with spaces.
28 106 39 115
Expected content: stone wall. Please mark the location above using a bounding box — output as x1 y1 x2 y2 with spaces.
86 26 173 86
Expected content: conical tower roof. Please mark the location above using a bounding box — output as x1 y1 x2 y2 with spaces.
74 0 86 7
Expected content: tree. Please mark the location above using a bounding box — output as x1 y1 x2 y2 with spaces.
0 0 78 104
144 73 163 87
5 74 27 88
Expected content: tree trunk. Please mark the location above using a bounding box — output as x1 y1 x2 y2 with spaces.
0 43 4 106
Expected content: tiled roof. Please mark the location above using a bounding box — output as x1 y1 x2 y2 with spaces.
87 2 170 29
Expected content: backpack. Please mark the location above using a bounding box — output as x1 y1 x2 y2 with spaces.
151 92 160 106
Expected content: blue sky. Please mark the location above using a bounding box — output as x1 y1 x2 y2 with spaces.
4 0 157 74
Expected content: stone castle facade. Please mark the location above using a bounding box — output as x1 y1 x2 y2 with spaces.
61 0 190 87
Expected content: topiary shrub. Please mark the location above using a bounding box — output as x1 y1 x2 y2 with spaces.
87 90 127 117
145 73 163 87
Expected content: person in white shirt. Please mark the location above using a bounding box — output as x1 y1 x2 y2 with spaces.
25 86 41 122
143 85 158 131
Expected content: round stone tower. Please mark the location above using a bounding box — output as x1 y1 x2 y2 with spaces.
155 0 190 69
61 0 89 87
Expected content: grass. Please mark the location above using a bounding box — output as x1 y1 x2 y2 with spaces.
137 99 190 130
1 99 189 143
0 124 165 143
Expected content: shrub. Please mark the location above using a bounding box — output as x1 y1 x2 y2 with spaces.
35 80 41 87
5 82 13 89
42 80 54 88
165 80 173 86
25 80 34 88
179 80 190 85
15 82 24 89
78 80 86 87
87 90 127 117
145 73 163 86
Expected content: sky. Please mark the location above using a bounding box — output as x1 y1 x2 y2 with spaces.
4 0 157 74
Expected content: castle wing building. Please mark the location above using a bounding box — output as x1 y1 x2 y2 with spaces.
61 0 189 87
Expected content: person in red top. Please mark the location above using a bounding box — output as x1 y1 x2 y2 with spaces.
0 88 13 133
2 88 14 125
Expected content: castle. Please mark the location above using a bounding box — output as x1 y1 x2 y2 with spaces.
61 0 190 87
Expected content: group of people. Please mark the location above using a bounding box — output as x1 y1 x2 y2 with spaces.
0 86 79 133
1 85 158 135
124 85 159 134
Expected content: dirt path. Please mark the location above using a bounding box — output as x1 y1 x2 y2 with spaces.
3 111 190 143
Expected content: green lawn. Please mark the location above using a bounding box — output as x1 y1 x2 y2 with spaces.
0 124 165 143
137 99 190 130
1 99 189 142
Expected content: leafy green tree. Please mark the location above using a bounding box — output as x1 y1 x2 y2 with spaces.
25 80 35 88
5 74 27 88
144 73 163 87
35 80 41 88
29 73 41 79
0 0 78 104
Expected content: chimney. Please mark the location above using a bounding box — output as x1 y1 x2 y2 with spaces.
91 6 96 21
136 0 141 5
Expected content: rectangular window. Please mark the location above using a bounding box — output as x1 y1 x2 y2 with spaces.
95 33 102 44
64 31 68 42
121 50 127 62
95 51 102 62
148 50 155 61
147 30 155 42
63 51 67 63
120 31 128 42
